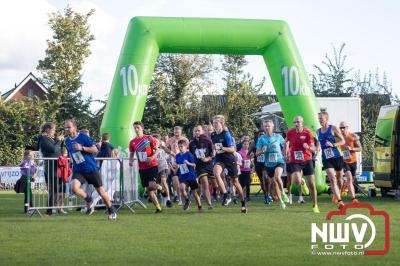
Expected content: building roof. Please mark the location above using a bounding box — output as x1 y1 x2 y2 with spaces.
1 72 48 101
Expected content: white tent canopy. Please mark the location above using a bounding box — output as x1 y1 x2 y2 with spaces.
261 102 281 114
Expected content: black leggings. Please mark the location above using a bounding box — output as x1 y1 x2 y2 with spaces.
239 172 251 198
255 163 265 192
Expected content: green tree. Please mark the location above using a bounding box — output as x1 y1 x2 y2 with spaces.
0 98 47 165
312 43 353 97
142 54 214 135
219 55 266 137
36 5 96 133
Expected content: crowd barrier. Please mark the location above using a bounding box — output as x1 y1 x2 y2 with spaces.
0 157 145 217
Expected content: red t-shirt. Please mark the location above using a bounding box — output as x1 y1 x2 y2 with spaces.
129 135 158 169
286 128 314 163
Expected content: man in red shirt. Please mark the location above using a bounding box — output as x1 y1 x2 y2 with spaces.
284 116 319 213
129 121 166 213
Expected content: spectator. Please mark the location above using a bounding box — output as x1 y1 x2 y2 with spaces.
38 122 64 215
57 147 71 214
19 150 37 213
97 133 114 167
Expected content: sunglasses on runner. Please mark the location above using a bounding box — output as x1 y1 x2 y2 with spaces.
340 126 347 129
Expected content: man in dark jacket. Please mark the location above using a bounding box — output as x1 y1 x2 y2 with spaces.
38 122 64 215
97 133 114 167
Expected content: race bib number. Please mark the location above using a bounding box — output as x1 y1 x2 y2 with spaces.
72 151 85 164
244 160 251 168
179 163 189 174
268 153 278 163
324 148 334 159
138 152 147 162
257 154 265 163
294 151 304 161
223 168 228 176
215 143 224 154
195 148 206 159
343 150 351 160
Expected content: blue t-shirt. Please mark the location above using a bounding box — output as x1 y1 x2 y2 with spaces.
175 151 196 181
211 130 235 162
256 133 285 167
65 133 98 173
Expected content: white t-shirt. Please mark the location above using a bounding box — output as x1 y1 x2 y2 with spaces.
234 152 243 175
157 148 169 172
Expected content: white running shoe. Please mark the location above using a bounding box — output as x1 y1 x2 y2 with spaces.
298 196 305 204
58 209 68 214
288 194 293 205
178 200 183 206
224 197 232 206
108 212 117 220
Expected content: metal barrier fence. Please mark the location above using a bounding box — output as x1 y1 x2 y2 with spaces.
6 157 145 217
118 158 146 212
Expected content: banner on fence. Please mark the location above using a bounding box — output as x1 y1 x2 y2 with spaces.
0 167 21 183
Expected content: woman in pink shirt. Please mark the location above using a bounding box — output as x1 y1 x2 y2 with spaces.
238 140 253 201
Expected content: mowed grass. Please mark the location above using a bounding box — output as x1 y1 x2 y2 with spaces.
0 191 399 266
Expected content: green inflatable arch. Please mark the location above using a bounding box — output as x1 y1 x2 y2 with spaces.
101 17 328 193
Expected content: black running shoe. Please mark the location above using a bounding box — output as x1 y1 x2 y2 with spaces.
183 199 190 211
174 195 179 202
222 193 227 206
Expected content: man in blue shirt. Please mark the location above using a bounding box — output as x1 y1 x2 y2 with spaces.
64 119 117 220
176 139 202 211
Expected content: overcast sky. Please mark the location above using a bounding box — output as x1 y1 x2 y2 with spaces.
1 0 399 110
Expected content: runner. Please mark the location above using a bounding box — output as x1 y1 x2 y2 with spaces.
153 133 173 208
238 140 252 201
250 129 271 204
317 111 345 209
339 121 362 204
285 160 295 204
189 125 214 209
211 115 247 213
231 149 243 204
176 140 202 211
64 119 117 220
256 120 288 209
166 126 189 205
129 121 166 213
284 116 320 213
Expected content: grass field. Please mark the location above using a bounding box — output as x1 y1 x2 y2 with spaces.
0 191 399 266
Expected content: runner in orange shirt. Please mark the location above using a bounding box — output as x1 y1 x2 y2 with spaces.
339 121 362 204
